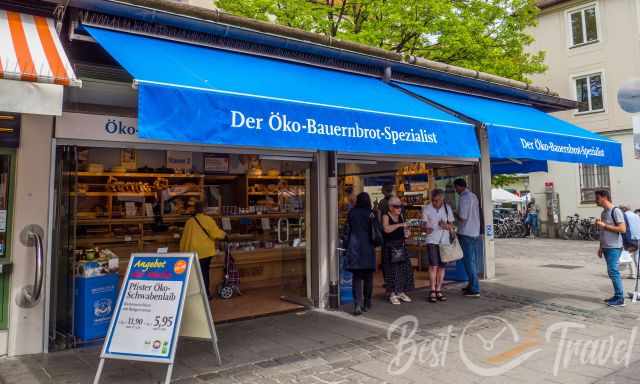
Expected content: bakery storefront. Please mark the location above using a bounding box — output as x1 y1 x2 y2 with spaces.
46 24 484 349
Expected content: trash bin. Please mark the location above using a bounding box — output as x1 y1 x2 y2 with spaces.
444 237 484 281
339 250 353 304
74 273 119 341
445 259 468 281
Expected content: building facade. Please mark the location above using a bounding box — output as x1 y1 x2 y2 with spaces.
528 0 640 225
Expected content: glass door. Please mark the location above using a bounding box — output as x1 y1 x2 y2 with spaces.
48 146 77 350
0 150 15 330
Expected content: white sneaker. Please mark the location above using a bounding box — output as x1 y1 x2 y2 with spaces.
398 292 412 302
390 294 401 305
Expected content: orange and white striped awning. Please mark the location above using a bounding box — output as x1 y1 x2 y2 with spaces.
0 10 79 87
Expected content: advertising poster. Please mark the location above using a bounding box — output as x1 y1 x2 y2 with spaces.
103 254 192 362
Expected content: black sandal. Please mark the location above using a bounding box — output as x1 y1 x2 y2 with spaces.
436 291 447 302
429 291 438 303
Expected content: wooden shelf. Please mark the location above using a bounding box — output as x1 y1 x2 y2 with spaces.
205 175 239 182
71 172 204 179
397 171 432 177
77 215 191 226
71 192 155 197
248 176 305 181
211 213 304 220
248 192 279 196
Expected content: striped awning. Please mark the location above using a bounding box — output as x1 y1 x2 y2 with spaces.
0 10 79 86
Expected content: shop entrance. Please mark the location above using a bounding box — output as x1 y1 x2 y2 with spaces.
337 158 477 307
49 145 311 351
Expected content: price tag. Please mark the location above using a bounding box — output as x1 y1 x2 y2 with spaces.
124 235 133 242
261 218 271 230
221 217 232 231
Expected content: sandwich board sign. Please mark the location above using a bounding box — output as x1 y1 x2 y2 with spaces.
93 253 221 384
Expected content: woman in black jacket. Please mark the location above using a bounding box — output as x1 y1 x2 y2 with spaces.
344 192 376 316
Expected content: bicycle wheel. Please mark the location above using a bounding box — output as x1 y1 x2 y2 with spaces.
588 224 600 241
561 224 572 240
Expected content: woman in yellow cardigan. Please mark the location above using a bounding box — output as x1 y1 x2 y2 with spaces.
180 203 226 299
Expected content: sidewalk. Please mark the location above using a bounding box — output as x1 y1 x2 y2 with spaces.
2 238 640 384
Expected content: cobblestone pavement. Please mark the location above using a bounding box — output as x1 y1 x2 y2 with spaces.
2 238 640 384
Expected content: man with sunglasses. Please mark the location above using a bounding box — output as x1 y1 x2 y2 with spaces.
454 178 481 297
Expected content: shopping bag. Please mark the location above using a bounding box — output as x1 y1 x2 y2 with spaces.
440 232 464 263
619 250 633 264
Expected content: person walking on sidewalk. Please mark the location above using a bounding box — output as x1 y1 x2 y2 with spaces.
382 196 414 305
344 192 376 316
453 178 481 297
422 189 455 303
594 190 627 307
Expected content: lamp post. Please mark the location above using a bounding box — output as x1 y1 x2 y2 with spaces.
618 78 640 159
617 79 640 302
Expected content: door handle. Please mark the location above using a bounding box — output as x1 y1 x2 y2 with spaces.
17 225 45 308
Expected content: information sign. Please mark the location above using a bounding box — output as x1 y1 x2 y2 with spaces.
93 253 220 384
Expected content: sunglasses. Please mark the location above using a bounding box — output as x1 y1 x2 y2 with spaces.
390 204 402 209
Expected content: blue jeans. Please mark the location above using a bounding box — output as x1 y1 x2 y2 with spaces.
603 248 624 300
459 234 480 293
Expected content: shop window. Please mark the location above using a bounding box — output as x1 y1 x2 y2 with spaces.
579 164 610 203
574 73 604 113
568 5 599 47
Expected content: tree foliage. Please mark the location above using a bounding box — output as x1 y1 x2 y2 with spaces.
215 0 546 82
492 174 520 188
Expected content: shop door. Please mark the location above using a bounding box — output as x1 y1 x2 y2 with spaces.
48 146 77 350
277 165 311 306
0 150 15 329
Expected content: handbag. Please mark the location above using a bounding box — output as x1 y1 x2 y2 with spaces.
439 204 464 263
369 212 384 247
389 244 408 263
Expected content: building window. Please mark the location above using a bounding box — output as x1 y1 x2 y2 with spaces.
568 5 598 47
579 164 610 203
574 73 604 113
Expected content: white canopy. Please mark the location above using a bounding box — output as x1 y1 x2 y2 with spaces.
492 188 521 204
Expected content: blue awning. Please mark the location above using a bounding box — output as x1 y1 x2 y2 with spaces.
84 26 479 159
491 158 548 175
396 83 623 167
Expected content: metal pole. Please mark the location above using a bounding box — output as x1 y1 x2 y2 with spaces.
477 124 495 279
327 151 339 309
92 358 105 384
164 364 174 384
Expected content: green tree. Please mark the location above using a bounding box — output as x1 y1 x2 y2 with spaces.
215 0 546 82
492 174 519 188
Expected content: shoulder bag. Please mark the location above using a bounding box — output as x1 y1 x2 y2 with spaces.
439 204 463 263
387 214 408 263
369 212 384 247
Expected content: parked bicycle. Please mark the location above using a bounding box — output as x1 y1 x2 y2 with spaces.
493 211 528 239
560 214 599 241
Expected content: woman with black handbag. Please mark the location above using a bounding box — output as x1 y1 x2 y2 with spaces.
382 196 415 305
344 192 377 316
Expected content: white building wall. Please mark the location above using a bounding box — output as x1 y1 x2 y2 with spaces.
5 115 53 356
528 0 640 222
